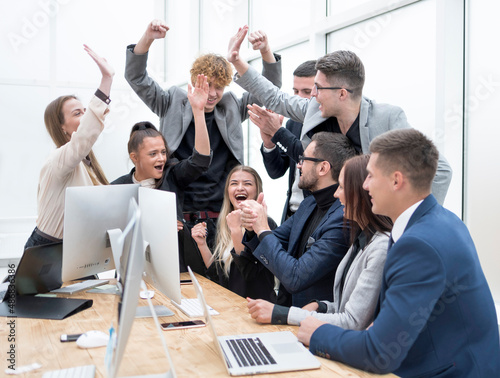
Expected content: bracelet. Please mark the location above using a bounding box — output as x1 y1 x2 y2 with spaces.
94 89 111 104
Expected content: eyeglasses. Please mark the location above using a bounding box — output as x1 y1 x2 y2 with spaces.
298 155 327 165
314 84 353 93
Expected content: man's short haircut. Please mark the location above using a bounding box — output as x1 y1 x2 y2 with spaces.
369 129 439 194
293 60 317 78
315 50 365 98
311 132 357 182
190 53 233 88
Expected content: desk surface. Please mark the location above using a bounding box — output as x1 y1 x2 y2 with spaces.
1 273 396 377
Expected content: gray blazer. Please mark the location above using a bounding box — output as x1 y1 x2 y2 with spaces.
287 231 389 330
125 45 282 164
235 66 452 204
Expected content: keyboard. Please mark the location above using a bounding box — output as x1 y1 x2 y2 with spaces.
225 337 277 368
42 364 95 378
171 298 219 317
51 280 109 294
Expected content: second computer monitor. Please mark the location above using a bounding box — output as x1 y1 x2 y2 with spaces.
139 187 181 304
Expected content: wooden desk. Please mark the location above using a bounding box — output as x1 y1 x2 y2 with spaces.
1 274 396 377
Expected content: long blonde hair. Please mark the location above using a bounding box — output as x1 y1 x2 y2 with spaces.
213 165 263 276
44 95 108 185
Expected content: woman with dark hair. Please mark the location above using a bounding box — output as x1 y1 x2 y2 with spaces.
191 165 278 302
112 75 211 271
24 45 113 250
112 74 211 217
247 154 392 330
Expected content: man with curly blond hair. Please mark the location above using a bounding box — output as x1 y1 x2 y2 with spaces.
125 20 282 274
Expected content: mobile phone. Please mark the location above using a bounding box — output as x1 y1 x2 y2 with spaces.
160 320 205 330
180 279 192 285
60 333 82 342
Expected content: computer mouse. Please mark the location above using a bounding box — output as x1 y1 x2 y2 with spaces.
76 330 109 349
140 290 154 299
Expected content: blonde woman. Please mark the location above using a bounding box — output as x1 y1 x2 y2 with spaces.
191 166 277 301
25 45 113 249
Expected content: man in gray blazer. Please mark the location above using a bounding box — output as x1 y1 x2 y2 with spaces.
125 22 282 271
231 49 452 204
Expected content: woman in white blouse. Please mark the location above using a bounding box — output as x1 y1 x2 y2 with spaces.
24 45 114 249
247 154 393 330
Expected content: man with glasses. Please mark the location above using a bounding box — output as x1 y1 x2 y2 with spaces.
240 132 357 309
228 46 452 205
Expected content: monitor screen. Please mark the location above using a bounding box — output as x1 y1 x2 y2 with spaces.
139 187 181 304
106 197 145 378
62 184 139 282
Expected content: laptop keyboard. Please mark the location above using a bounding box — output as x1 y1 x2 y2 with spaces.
225 337 277 367
42 364 95 378
172 298 219 317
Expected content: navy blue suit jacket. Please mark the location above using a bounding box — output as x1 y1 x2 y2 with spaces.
244 195 349 307
309 195 500 377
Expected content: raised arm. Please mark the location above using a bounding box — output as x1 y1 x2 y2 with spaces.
227 26 250 76
133 19 169 55
84 44 114 96
187 74 211 156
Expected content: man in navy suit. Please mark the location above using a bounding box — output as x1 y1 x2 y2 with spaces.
298 129 500 377
240 132 357 308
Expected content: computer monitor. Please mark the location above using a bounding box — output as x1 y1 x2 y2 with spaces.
62 184 139 282
139 187 181 304
106 197 146 378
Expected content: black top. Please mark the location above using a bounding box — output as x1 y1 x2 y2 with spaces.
210 217 278 302
295 184 339 259
306 115 362 153
175 112 239 212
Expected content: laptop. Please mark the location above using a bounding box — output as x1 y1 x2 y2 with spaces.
187 267 321 376
15 242 63 295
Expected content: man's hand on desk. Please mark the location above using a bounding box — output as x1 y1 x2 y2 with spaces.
297 316 327 347
247 298 273 324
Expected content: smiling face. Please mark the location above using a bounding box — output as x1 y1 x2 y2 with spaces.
311 71 340 118
130 136 167 181
297 142 320 191
227 170 258 210
61 98 85 139
203 79 224 113
363 153 394 218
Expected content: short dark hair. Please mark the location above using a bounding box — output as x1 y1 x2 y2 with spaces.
311 132 357 182
293 60 317 78
342 155 392 243
369 129 439 194
315 50 365 98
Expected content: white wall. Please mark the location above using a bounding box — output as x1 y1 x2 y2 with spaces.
466 0 500 304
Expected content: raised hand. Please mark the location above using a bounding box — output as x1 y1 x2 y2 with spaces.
84 44 115 79
227 25 248 64
187 74 209 113
226 210 243 232
145 19 169 40
248 30 270 54
247 104 283 138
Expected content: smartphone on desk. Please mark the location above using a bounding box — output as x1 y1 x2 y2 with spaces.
161 320 205 330
180 279 192 285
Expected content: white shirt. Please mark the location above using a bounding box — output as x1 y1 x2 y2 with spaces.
391 200 424 243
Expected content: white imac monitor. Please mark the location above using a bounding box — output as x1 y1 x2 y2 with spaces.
106 197 146 378
62 184 139 282
139 187 181 304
